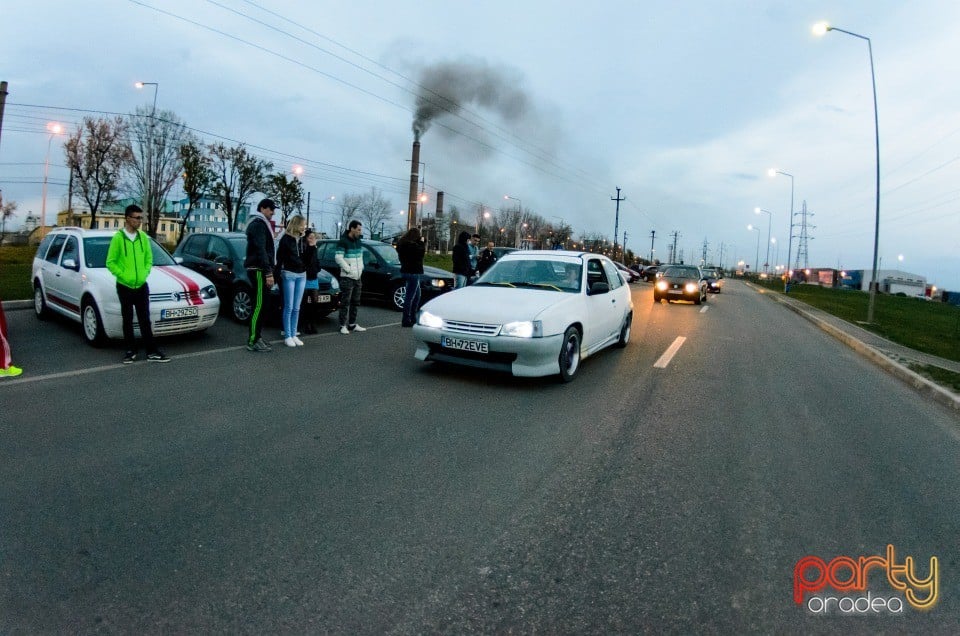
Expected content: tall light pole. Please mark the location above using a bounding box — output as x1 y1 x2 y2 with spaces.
504 195 522 247
319 195 336 237
754 207 773 273
135 81 158 230
767 169 794 288
814 21 882 323
41 122 63 233
747 224 761 274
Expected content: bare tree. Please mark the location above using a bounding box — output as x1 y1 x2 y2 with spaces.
123 106 191 237
355 187 392 238
178 140 214 243
208 143 273 231
335 192 362 237
64 116 131 230
0 192 17 240
264 172 305 227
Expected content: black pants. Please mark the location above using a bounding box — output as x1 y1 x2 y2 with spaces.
116 282 157 354
248 269 268 345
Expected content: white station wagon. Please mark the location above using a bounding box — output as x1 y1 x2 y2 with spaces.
32 228 220 346
413 251 633 381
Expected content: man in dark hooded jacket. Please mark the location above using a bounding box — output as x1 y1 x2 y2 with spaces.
452 231 474 288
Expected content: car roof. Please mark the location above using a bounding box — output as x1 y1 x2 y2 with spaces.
47 227 116 238
498 250 605 263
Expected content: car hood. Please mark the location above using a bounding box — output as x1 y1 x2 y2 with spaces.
87 265 214 297
421 265 453 279
420 286 575 323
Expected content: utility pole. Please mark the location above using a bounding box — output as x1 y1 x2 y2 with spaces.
305 191 311 229
0 81 8 154
611 187 624 260
649 230 656 263
701 238 709 266
670 231 680 264
622 231 629 261
718 242 725 269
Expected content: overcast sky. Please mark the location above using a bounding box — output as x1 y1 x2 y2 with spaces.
2 1 959 290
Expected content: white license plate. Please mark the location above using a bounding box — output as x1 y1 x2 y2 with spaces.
668 289 683 294
318 295 331 303
441 336 489 354
161 307 199 320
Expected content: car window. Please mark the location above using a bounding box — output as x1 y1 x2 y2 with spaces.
44 235 67 265
207 237 231 262
316 242 335 262
83 237 112 267
182 235 210 259
361 247 378 267
663 266 699 278
477 258 581 292
36 234 55 260
365 243 401 266
586 259 605 288
60 236 79 266
150 240 177 266
601 260 623 289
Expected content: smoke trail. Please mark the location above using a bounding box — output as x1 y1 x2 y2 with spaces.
412 58 529 141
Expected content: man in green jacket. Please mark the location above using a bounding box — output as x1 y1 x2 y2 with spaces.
105 205 170 364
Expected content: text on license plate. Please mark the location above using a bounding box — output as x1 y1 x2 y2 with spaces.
318 295 331 303
441 336 488 353
161 307 199 320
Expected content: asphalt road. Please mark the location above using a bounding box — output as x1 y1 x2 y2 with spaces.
1 280 958 633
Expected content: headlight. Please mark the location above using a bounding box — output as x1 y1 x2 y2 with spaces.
684 282 697 293
656 281 668 291
199 285 217 299
328 276 340 291
433 279 446 288
418 310 444 329
501 320 542 338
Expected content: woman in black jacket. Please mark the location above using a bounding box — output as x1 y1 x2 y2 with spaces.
299 228 321 334
397 227 425 327
451 230 473 289
276 215 307 346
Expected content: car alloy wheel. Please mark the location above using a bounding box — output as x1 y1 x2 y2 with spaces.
390 282 406 312
232 287 253 322
558 326 581 382
81 299 106 347
34 284 50 320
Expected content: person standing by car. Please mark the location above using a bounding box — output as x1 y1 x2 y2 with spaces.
276 215 308 347
0 297 23 378
105 204 169 364
299 228 321 335
244 198 277 352
397 227 425 327
335 220 365 335
452 231 473 289
469 233 481 283
477 240 497 276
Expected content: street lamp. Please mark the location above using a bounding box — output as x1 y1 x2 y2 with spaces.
135 81 159 228
767 168 794 287
504 194 522 247
747 224 761 274
814 21 882 323
41 122 64 233
754 207 773 273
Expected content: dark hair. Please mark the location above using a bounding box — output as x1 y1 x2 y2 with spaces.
125 204 143 217
348 220 362 230
401 227 421 243
457 231 471 244
471 233 480 239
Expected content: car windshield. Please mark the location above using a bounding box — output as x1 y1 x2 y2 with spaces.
662 266 700 278
702 270 718 278
475 259 581 292
83 236 177 268
366 242 401 266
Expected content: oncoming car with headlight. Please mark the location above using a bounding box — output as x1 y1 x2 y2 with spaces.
413 251 633 382
653 264 707 304
32 228 220 346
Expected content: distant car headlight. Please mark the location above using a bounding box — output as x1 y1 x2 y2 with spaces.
656 280 668 291
199 285 217 299
427 278 445 288
501 320 542 338
684 282 697 293
418 310 444 329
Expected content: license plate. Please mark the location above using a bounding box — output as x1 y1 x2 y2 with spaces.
318 295 331 303
441 336 489 354
668 289 683 294
161 307 199 320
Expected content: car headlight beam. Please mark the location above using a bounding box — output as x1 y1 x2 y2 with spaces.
684 282 697 293
501 320 542 338
656 281 668 291
418 310 444 329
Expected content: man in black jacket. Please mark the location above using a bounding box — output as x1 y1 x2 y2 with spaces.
244 198 277 352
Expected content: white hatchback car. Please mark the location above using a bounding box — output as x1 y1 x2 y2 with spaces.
32 228 220 346
413 250 633 382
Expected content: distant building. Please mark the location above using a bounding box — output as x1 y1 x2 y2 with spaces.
839 269 926 298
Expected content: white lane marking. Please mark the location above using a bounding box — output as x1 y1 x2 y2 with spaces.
654 336 687 369
700 305 709 314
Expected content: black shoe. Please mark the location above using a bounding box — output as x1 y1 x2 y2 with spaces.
147 351 171 363
122 351 137 364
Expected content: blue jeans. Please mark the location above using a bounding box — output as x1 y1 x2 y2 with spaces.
454 274 469 289
402 273 421 326
281 270 307 337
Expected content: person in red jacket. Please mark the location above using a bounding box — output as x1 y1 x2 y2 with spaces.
0 297 22 378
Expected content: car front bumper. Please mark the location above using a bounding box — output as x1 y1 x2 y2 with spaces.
413 326 564 377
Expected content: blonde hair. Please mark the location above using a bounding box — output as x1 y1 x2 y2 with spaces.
285 214 306 237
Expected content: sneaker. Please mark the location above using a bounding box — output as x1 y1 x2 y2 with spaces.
339 326 349 335
122 351 137 364
284 337 297 348
247 338 272 352
0 365 23 378
350 325 367 332
293 336 304 346
280 331 301 337
147 351 171 363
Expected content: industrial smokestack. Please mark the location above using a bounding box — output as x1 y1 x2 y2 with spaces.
407 140 420 230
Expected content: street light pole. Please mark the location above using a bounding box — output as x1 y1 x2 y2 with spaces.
504 195 522 247
754 208 772 273
768 169 794 288
747 224 760 274
41 122 63 233
814 21 882 323
135 81 158 231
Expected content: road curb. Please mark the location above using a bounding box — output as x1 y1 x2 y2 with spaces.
3 300 33 311
751 284 960 415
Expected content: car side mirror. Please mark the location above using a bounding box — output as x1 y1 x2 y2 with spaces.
61 258 79 271
589 281 610 295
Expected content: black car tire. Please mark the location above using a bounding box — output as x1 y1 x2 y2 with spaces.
34 283 50 320
389 281 406 312
231 285 254 323
653 293 660 303
694 293 702 305
81 298 107 348
558 326 581 383
616 313 632 348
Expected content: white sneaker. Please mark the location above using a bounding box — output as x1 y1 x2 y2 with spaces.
351 325 367 332
284 337 297 348
280 331 301 337
339 326 349 335
293 336 304 346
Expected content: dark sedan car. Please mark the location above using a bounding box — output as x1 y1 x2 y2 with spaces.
173 232 340 323
701 267 724 293
641 265 660 282
316 239 455 311
654 265 707 304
